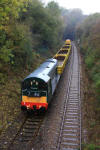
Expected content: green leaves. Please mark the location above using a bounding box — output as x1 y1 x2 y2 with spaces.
0 47 12 63
62 8 84 40
83 144 100 150
0 0 64 84
22 0 63 49
76 13 100 100
0 0 32 75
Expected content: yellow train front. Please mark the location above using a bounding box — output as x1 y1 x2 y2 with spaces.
65 39 71 50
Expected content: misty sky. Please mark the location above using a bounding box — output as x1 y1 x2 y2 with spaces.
42 0 100 15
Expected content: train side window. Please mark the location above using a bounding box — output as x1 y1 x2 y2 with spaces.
48 80 51 93
56 68 57 75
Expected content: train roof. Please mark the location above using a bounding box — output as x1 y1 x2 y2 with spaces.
24 58 57 83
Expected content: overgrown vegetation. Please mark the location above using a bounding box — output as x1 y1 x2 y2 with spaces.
0 0 64 84
83 144 100 150
76 13 100 148
76 13 100 101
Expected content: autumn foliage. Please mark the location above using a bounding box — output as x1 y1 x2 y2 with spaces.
0 0 64 83
76 13 100 101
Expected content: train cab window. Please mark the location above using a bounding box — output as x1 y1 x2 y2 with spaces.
22 79 47 91
22 80 38 90
38 82 47 90
22 80 30 89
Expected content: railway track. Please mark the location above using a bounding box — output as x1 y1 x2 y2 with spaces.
57 43 82 150
0 113 45 150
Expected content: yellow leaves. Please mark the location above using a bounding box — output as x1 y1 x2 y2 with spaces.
5 16 9 21
5 6 10 13
1 12 7 17
0 0 30 25
0 25 3 30
22 8 27 12
0 7 3 12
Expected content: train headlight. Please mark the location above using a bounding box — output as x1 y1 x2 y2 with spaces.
39 105 41 108
27 105 30 109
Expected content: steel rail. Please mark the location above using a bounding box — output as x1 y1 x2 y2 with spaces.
57 43 74 150
57 42 82 150
0 114 44 150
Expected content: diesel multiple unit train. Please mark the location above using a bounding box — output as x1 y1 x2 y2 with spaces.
21 39 71 112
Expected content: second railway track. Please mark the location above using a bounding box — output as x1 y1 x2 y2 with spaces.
57 43 82 150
